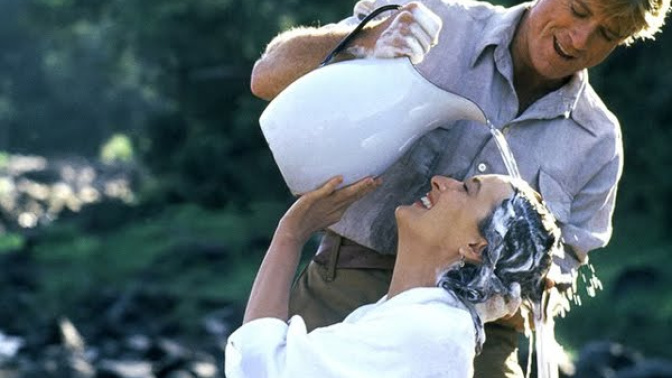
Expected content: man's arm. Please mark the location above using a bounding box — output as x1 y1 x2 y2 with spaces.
250 1 442 100
250 25 365 101
243 176 380 324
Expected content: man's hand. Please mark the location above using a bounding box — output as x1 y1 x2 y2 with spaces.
495 281 572 332
348 2 443 64
276 176 381 246
475 283 523 323
354 0 377 20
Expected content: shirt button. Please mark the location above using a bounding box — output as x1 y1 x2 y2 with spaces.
477 163 488 172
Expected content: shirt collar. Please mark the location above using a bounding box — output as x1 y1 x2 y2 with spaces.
515 69 589 124
469 2 530 69
378 287 467 310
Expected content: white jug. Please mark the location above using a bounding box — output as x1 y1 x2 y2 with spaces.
259 58 487 194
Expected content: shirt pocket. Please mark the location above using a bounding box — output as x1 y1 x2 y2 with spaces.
538 169 572 224
397 129 445 175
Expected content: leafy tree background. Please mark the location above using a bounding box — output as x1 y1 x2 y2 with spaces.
0 0 671 372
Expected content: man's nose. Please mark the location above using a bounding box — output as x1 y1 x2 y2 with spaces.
570 23 594 51
431 175 461 191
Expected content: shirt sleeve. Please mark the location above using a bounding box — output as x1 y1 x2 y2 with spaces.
224 317 292 378
225 303 476 378
564 150 622 264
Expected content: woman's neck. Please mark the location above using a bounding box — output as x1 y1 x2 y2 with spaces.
387 241 459 299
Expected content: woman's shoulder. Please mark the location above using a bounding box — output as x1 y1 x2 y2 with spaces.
358 287 476 337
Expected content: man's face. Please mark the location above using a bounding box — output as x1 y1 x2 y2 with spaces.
522 0 625 80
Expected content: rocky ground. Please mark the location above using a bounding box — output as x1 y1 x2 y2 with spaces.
0 155 241 377
0 239 240 378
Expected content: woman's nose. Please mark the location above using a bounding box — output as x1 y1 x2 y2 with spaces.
431 175 461 191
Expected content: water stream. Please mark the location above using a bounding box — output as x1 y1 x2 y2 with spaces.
531 298 560 378
486 120 521 180
485 119 557 378
485 119 607 378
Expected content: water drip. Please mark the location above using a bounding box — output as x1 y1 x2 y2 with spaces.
531 298 560 378
563 262 603 309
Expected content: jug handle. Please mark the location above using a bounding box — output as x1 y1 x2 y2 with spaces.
320 4 402 67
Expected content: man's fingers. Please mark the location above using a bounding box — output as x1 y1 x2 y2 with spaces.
375 26 424 61
403 37 426 64
372 3 441 63
408 2 442 45
354 0 376 19
409 22 433 54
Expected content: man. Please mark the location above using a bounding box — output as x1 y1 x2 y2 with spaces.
250 0 670 376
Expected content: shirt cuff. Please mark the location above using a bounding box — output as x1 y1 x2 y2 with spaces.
225 317 289 377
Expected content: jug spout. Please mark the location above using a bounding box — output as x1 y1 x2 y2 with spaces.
260 58 487 194
432 85 487 126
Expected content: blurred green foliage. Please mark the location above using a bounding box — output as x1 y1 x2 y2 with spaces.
0 0 671 362
556 216 672 358
100 134 134 163
29 200 288 328
0 152 9 169
0 232 25 253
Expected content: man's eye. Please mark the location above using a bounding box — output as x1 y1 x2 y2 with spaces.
601 29 616 42
570 5 587 17
463 183 469 194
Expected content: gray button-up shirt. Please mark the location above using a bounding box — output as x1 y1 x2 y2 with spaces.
329 0 623 267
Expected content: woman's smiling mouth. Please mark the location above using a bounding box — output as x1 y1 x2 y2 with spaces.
420 195 433 209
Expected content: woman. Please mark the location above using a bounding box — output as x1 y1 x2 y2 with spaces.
225 174 560 378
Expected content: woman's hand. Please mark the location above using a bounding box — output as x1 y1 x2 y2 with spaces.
243 176 379 324
275 176 381 246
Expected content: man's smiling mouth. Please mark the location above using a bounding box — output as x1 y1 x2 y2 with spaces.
553 36 575 59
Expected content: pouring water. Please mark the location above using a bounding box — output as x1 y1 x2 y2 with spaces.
484 118 563 378
486 119 521 180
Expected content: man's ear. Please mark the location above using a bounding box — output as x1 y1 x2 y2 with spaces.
462 237 487 263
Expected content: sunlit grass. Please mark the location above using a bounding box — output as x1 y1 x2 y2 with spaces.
27 199 286 323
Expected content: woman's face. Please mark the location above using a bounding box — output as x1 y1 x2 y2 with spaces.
395 174 514 254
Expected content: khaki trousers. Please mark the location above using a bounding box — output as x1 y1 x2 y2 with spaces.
288 232 524 378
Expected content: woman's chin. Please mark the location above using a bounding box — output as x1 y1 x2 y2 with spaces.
394 205 417 227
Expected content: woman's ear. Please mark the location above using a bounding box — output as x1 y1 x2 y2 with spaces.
461 237 487 263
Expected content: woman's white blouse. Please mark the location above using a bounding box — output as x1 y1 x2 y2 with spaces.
225 287 476 378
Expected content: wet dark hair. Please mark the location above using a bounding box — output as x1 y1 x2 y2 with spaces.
437 180 560 352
